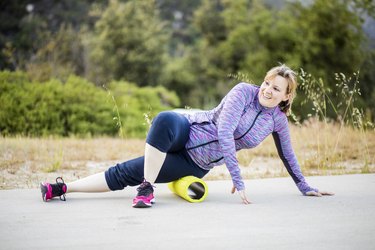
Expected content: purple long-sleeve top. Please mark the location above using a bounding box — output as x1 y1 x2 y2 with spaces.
182 82 318 195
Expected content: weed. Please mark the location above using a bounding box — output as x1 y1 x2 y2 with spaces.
299 69 374 171
361 164 370 174
228 72 254 84
143 106 153 137
103 85 124 138
43 147 63 173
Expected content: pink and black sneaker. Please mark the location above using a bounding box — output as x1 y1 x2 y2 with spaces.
40 177 67 202
132 180 155 208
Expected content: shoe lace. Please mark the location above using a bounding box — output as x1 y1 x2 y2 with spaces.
136 181 154 196
55 177 66 201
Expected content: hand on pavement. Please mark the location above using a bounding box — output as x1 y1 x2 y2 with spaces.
305 190 335 197
231 186 251 204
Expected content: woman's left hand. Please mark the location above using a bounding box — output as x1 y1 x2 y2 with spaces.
231 186 251 204
305 190 335 197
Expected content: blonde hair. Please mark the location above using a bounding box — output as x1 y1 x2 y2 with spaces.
264 64 297 115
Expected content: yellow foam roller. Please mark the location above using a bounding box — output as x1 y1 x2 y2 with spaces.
168 176 208 203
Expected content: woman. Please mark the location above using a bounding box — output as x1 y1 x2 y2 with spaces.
40 64 334 207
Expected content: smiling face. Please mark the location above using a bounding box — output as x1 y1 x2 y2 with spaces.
258 75 290 108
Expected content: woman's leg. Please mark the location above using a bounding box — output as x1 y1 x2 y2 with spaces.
66 172 110 193
105 148 208 208
144 143 166 184
105 150 208 188
131 111 192 207
143 111 190 184
40 157 145 201
105 157 145 190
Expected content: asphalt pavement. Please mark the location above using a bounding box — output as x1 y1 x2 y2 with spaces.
1 174 374 250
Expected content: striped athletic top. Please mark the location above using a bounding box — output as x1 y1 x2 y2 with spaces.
182 82 318 195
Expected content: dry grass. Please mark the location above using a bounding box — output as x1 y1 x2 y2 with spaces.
0 137 145 189
1 120 374 189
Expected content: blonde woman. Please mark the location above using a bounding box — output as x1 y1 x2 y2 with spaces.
41 64 334 207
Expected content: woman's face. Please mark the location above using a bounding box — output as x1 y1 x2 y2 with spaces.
258 75 290 108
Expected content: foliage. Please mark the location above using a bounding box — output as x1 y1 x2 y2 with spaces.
156 0 202 56
106 80 180 137
0 70 180 137
25 24 85 82
291 0 364 82
0 0 374 121
352 0 375 18
0 0 103 70
87 0 169 86
298 69 374 170
160 55 198 106
0 71 116 136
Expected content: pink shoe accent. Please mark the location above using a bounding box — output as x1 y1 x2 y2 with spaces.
132 194 155 208
45 183 53 201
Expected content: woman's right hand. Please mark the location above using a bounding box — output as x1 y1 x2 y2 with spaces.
231 186 251 204
305 190 335 197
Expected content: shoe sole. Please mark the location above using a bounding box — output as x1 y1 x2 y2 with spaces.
40 183 47 202
132 200 152 208
132 198 155 208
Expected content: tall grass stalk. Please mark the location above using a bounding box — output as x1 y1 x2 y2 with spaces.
143 106 153 137
228 72 254 84
43 146 63 173
103 86 124 138
332 72 358 155
299 69 373 170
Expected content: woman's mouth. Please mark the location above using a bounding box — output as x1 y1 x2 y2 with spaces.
263 93 272 100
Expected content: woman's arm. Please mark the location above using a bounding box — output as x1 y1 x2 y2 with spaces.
272 113 318 195
217 83 253 192
273 113 334 196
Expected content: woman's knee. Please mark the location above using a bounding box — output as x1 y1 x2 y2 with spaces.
151 111 176 127
150 112 190 152
105 157 144 190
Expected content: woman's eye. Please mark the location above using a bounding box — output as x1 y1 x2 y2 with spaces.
265 82 269 86
273 87 280 92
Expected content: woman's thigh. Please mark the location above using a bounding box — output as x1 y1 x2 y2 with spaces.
146 111 190 153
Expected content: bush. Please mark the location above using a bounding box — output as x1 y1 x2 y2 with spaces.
0 71 181 137
107 81 180 137
0 71 116 136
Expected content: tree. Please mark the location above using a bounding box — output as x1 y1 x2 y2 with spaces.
292 0 365 82
0 0 104 71
221 0 301 83
177 0 301 108
88 0 168 86
25 24 85 82
156 0 202 56
288 0 372 119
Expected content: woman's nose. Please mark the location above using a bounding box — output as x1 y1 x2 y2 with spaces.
265 86 272 94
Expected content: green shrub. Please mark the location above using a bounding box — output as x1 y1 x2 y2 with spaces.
107 81 180 137
0 71 181 137
60 76 116 136
0 71 116 136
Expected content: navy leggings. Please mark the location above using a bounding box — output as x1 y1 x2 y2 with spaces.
105 111 209 191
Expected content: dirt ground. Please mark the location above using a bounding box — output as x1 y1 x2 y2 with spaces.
1 130 374 189
1 154 372 189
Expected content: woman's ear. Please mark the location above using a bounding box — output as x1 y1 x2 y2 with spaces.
283 93 291 102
